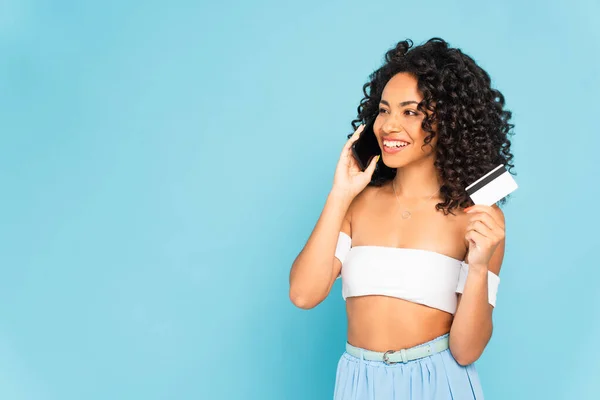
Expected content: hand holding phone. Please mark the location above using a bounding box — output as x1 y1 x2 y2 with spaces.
351 116 380 172
331 123 380 200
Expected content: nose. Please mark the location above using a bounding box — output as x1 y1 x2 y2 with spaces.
381 115 405 134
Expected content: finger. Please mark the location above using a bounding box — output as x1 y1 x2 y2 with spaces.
465 230 479 250
364 154 380 175
468 213 498 232
470 217 503 243
465 230 487 249
465 205 504 229
474 213 505 237
344 124 365 150
467 220 495 238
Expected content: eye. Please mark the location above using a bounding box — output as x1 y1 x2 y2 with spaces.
404 110 418 116
378 108 388 114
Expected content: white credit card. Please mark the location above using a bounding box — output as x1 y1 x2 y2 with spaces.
465 164 518 206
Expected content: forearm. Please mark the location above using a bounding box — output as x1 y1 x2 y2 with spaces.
289 190 352 308
449 265 493 365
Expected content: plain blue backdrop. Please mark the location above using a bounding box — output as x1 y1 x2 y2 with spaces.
1 0 599 399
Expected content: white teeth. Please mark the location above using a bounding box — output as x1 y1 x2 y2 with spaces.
384 140 408 148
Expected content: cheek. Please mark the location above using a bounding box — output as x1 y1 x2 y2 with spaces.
413 130 437 154
410 126 429 144
414 121 435 143
373 120 383 138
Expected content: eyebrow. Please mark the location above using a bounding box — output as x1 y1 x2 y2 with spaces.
380 100 419 107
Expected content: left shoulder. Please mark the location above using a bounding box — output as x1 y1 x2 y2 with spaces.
491 204 505 222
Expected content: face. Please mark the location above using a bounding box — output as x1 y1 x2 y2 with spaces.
374 72 437 168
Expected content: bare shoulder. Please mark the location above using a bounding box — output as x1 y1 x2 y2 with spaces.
491 204 506 221
350 184 386 214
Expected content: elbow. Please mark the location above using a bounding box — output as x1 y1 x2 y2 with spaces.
289 287 323 310
449 339 487 366
451 351 480 367
449 339 484 367
290 295 316 310
288 263 331 309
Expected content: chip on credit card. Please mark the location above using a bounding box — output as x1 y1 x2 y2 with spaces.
465 164 518 206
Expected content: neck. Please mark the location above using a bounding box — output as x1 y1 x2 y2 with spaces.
392 160 441 199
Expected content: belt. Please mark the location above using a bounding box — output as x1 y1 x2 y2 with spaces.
345 335 449 365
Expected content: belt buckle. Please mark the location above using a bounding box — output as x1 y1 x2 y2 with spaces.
383 349 408 365
382 350 398 365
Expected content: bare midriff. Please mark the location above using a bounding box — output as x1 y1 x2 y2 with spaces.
346 296 454 352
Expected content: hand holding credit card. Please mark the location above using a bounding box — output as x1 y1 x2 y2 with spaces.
465 164 518 206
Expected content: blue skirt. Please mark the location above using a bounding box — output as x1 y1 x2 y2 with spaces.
333 333 484 400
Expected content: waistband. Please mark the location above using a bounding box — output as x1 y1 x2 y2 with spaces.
345 333 449 365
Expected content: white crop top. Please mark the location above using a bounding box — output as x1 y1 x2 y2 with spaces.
334 232 499 314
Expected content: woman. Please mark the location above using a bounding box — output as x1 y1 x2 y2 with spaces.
288 37 515 399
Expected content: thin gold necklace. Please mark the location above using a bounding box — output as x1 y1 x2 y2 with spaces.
392 180 440 220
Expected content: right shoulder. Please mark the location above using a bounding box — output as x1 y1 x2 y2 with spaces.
342 184 386 238
351 183 387 213
339 186 374 233
341 184 388 235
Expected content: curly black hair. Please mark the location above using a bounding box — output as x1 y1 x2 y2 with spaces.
350 37 516 215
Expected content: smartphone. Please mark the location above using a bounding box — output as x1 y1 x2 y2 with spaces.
351 117 380 171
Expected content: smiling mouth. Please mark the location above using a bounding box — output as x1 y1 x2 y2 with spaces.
382 139 410 153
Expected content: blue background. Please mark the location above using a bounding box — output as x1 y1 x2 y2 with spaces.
1 0 599 399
